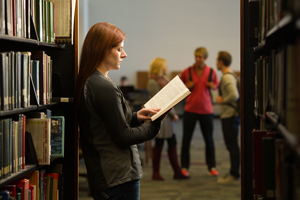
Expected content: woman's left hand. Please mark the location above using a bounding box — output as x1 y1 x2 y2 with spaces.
137 108 161 121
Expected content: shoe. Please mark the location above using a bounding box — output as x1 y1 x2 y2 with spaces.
152 172 164 181
208 168 219 176
217 173 239 184
181 168 189 176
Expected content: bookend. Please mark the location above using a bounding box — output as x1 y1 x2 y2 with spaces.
29 74 39 106
30 13 39 41
52 72 63 97
25 131 39 166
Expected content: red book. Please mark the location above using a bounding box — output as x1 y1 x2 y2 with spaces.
12 179 29 200
252 130 267 197
1 185 16 198
29 185 35 200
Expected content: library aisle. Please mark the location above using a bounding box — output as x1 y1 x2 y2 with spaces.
78 117 241 200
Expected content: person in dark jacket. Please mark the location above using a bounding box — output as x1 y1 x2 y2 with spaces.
75 22 169 200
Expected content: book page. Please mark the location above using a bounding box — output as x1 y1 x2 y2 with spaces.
144 75 190 121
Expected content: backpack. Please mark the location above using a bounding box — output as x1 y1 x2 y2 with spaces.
219 72 240 115
189 66 213 103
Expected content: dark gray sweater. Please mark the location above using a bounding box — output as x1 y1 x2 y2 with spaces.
77 70 161 196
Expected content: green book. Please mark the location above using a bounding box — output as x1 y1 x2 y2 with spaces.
48 1 54 43
51 116 65 157
44 0 49 43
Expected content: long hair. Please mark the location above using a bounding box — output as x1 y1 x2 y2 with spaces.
75 22 126 107
148 57 167 77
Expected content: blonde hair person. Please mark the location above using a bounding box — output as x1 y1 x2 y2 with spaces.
147 57 190 180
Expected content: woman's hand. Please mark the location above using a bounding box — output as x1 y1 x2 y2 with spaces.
137 108 161 122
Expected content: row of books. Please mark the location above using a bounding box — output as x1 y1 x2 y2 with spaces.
0 111 65 181
0 51 52 111
0 166 63 200
252 130 300 200
255 0 299 45
0 0 73 43
254 42 300 136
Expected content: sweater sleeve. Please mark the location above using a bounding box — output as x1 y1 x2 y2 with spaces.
222 75 239 103
92 78 161 149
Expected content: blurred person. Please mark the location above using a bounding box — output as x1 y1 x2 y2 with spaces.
147 57 190 180
180 47 220 177
215 51 240 184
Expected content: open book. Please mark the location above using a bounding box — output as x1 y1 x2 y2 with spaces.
144 75 191 121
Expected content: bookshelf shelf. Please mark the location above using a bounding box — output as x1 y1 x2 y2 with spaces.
0 165 37 186
0 106 38 117
242 1 300 199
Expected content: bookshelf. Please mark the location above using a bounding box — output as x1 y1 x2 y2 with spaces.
0 0 79 199
241 0 300 200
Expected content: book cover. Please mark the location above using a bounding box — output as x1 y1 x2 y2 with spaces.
18 114 24 171
144 75 190 121
51 116 64 157
25 118 51 165
46 173 58 200
39 169 46 200
0 0 5 34
252 129 267 197
29 185 36 200
263 136 276 200
24 170 39 200
10 51 15 110
0 53 8 111
12 179 29 200
2 118 10 178
15 52 21 108
1 185 16 198
0 190 10 200
4 0 13 36
1 185 17 197
21 114 26 169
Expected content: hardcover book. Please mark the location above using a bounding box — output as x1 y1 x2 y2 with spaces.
25 118 51 165
144 75 190 121
50 116 65 157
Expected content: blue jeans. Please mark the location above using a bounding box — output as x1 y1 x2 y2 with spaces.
181 112 216 171
221 116 240 178
93 180 140 200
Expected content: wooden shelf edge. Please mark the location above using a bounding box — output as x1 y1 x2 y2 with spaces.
0 106 38 117
0 165 37 186
0 35 38 44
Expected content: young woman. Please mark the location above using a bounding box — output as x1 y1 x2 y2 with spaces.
75 22 169 200
147 57 190 180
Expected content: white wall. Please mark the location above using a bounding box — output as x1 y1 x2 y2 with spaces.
79 0 240 86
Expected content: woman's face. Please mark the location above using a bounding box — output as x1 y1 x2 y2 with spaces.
103 41 127 70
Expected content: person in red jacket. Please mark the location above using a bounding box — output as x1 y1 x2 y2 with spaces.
180 47 220 177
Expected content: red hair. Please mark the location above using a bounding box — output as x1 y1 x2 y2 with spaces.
75 22 126 107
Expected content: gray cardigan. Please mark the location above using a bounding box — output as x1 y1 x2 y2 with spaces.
77 70 161 196
147 78 176 138
219 73 239 119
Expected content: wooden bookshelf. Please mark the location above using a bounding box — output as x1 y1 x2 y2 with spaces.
241 0 300 199
0 0 79 199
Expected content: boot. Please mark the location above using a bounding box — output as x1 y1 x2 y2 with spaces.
152 146 164 180
168 146 190 180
